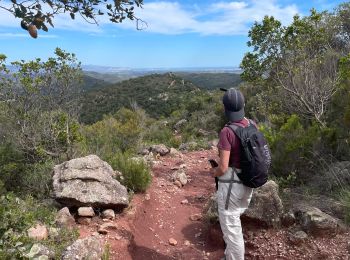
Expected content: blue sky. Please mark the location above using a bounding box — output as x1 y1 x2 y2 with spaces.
0 0 345 68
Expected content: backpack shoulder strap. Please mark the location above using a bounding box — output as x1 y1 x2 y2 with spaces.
226 123 243 141
248 119 257 129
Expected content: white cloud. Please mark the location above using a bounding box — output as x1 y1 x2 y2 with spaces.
0 0 299 36
131 0 299 35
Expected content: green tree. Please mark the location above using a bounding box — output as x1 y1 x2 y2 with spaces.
0 0 144 38
0 48 82 161
241 10 343 127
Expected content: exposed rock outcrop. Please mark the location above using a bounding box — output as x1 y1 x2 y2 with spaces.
242 180 284 227
62 236 103 260
53 155 129 209
205 181 283 227
294 205 346 236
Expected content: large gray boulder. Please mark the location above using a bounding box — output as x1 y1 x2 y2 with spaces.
62 236 103 260
242 180 284 227
53 155 128 209
205 180 283 227
294 205 346 236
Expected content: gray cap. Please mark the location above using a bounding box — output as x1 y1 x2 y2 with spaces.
222 88 245 122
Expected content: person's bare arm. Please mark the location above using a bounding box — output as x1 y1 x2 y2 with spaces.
212 149 230 177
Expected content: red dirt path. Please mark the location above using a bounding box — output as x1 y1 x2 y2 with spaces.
78 149 350 260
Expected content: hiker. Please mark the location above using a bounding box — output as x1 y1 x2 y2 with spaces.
210 88 263 260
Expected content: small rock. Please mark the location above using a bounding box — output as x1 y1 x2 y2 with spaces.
169 238 177 246
48 227 59 239
55 207 75 229
181 199 189 204
27 224 48 241
172 169 188 186
145 194 151 201
139 148 150 156
282 211 296 227
101 209 115 220
77 217 92 225
78 207 95 217
98 222 118 234
287 230 308 245
169 148 182 158
190 214 202 221
184 240 191 246
174 180 182 188
25 243 54 259
100 222 118 230
150 144 170 156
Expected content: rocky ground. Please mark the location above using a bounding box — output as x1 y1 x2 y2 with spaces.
77 149 350 260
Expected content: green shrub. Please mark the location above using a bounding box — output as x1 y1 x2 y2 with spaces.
107 152 152 193
0 193 78 258
340 189 350 224
262 115 323 182
81 108 146 158
0 144 53 198
20 161 54 199
143 120 180 148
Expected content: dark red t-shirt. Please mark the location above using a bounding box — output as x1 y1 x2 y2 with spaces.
217 118 253 169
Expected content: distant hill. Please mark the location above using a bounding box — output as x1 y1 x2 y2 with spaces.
83 71 242 91
176 72 242 90
82 74 112 91
83 71 142 84
80 73 200 124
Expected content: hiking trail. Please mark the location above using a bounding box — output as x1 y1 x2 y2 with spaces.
78 150 350 260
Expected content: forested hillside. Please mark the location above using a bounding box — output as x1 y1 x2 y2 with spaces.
80 73 200 124
176 72 241 90
83 74 111 91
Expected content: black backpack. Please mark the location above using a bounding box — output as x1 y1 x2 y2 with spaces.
226 120 271 188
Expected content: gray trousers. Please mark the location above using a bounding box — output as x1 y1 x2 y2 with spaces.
217 168 253 260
